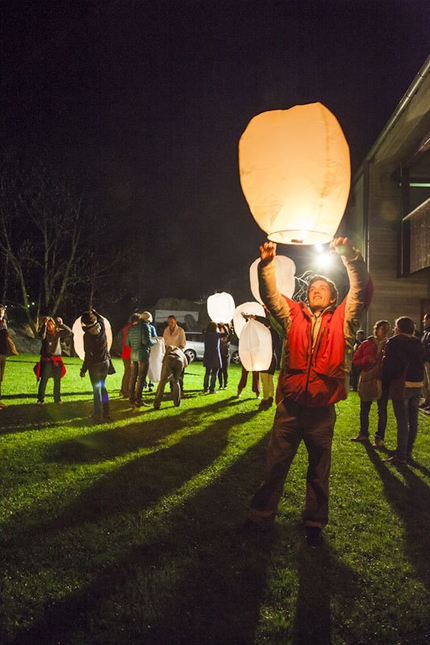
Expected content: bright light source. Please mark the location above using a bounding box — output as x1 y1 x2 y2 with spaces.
316 253 333 270
314 243 324 253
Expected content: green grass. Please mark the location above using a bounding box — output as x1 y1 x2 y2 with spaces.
1 355 430 644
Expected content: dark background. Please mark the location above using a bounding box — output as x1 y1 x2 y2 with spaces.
1 0 429 309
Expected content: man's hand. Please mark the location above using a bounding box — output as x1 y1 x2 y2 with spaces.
330 237 355 259
56 317 63 326
259 241 277 265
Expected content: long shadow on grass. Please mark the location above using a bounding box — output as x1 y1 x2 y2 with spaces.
5 421 272 645
366 446 430 592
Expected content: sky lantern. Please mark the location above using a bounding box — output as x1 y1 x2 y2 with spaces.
233 301 265 339
239 318 272 372
207 292 235 324
238 103 350 245
148 337 165 383
249 255 296 303
72 315 113 360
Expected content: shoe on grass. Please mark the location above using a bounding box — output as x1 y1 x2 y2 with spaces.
373 437 385 448
351 434 370 442
384 455 406 466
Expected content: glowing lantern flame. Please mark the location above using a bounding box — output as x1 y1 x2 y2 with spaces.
239 103 350 245
249 255 296 303
207 292 235 323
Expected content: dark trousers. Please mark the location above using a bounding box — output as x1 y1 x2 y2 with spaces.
204 367 218 393
129 359 149 403
154 355 183 407
250 398 336 528
218 354 230 388
391 387 421 460
359 386 389 439
121 358 131 396
88 360 110 420
38 360 62 403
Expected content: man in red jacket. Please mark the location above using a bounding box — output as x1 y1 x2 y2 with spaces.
245 237 373 547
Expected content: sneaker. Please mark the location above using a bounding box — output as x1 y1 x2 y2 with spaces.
305 526 322 548
153 401 160 410
384 455 406 466
37 400 44 405
351 434 370 442
373 437 385 448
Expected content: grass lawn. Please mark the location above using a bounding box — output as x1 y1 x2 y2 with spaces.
1 354 430 644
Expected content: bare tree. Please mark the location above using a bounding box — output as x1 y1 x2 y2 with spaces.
0 154 92 334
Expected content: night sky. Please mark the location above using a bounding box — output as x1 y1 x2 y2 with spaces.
1 0 429 307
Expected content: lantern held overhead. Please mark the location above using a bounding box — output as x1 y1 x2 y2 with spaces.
72 315 113 361
233 301 265 339
207 292 235 324
239 103 350 245
249 255 296 303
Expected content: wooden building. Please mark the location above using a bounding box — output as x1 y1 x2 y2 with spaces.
348 55 430 334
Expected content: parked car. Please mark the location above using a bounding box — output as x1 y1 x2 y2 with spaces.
184 331 240 365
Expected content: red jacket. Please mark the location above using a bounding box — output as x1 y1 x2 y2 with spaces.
353 337 385 375
259 249 373 407
121 323 132 359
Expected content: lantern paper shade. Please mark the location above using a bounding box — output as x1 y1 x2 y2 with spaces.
207 292 235 324
233 301 265 339
72 315 113 361
238 103 350 245
250 255 296 303
239 318 273 372
148 337 165 383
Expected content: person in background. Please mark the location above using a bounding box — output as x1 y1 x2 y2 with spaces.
218 322 233 390
153 345 189 409
80 309 113 423
419 313 430 411
244 237 372 547
163 315 186 349
0 305 17 409
236 366 261 399
203 322 227 394
36 316 72 405
350 329 366 391
120 313 140 398
141 311 157 392
241 311 281 411
350 320 390 447
126 312 157 408
382 316 424 465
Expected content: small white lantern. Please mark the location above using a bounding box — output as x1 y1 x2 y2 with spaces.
72 315 113 360
250 255 296 303
148 337 165 383
239 318 273 372
207 292 235 324
239 103 350 245
233 301 265 339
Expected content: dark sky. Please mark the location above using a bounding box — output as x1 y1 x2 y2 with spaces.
1 0 429 306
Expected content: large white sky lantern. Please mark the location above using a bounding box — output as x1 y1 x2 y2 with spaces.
239 318 272 372
72 315 113 361
207 292 235 323
233 301 265 339
239 103 350 245
250 255 296 303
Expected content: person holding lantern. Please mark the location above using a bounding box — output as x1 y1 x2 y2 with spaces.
245 237 373 547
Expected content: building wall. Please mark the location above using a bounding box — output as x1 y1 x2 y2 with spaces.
365 162 430 331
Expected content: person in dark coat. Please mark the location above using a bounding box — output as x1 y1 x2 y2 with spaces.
80 310 113 423
203 322 227 394
382 316 424 465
